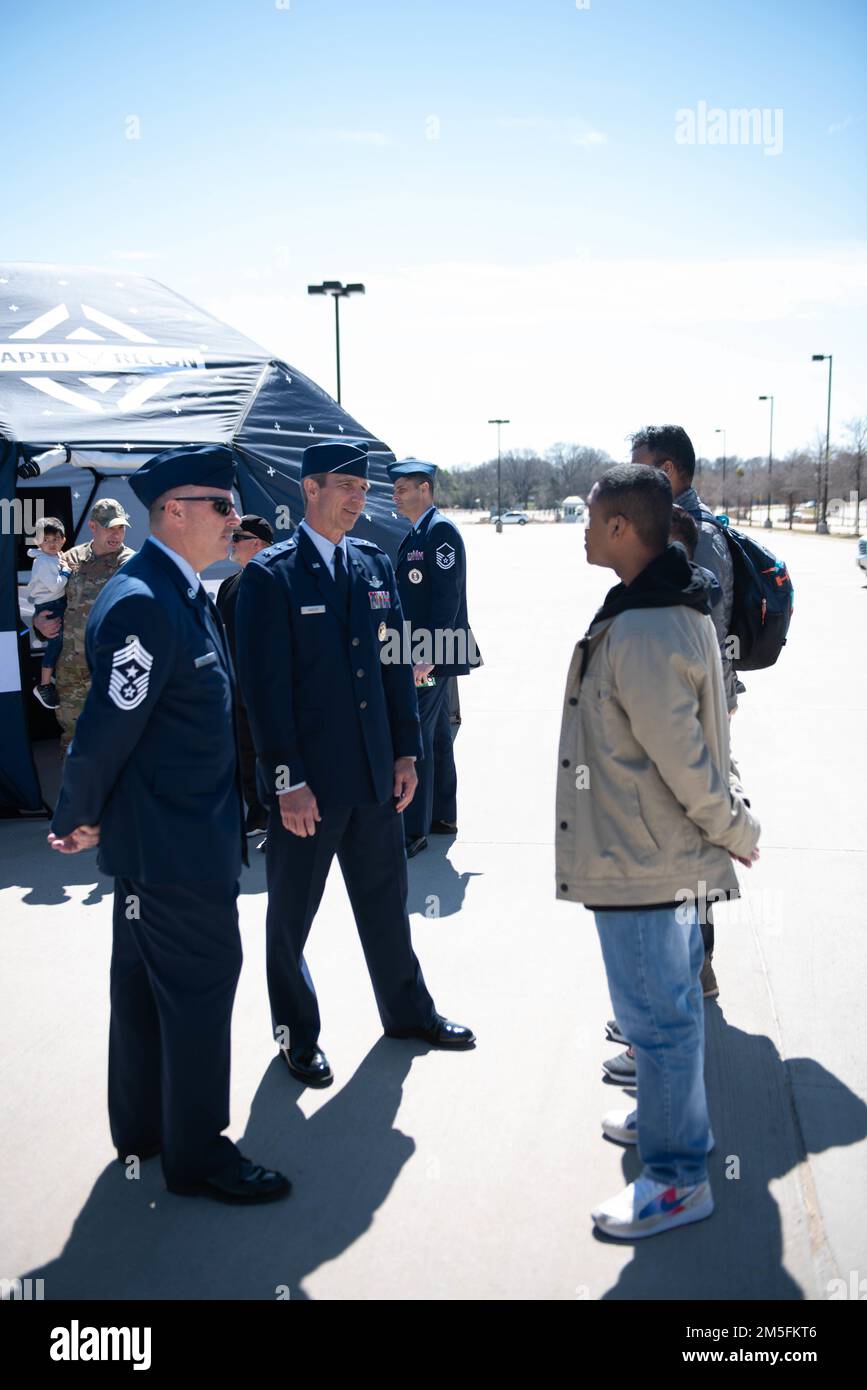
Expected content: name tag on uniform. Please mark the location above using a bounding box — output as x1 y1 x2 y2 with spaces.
194 651 218 669
301 604 326 615
369 590 390 609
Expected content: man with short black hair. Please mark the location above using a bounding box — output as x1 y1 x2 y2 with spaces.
556 463 760 1239
630 426 737 711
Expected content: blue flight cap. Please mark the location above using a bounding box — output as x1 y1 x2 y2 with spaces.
130 444 237 508
387 457 438 483
300 440 369 480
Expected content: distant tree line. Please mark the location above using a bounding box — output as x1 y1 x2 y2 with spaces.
435 419 866 524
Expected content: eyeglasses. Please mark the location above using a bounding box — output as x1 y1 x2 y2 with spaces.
231 531 257 542
163 496 235 516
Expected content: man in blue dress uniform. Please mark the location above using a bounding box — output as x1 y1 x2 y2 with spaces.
389 459 482 857
235 440 475 1088
48 444 290 1205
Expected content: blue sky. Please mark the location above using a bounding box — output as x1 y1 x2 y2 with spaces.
4 0 866 466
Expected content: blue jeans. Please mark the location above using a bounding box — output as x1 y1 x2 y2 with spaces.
594 904 711 1187
34 596 66 671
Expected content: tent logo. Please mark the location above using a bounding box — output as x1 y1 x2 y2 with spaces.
0 301 205 414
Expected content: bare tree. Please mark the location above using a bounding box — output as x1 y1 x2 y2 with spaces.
545 443 613 501
843 417 866 534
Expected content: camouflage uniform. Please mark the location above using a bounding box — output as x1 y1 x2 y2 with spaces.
54 540 135 748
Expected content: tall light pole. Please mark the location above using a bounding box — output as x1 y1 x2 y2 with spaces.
488 418 509 534
811 354 833 534
715 428 727 513
307 280 365 404
759 395 774 528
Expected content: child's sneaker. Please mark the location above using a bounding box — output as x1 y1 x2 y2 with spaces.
601 1108 715 1152
601 1108 640 1144
592 1175 714 1239
33 683 59 710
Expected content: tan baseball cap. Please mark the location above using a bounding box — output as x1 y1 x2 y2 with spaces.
90 498 130 528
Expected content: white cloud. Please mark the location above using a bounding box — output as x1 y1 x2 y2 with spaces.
201 245 867 470
495 116 607 147
827 115 860 136
330 130 395 146
111 250 161 261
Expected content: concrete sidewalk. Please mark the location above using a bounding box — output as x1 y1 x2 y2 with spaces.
2 522 865 1299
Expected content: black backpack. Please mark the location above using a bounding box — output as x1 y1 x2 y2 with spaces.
700 511 794 671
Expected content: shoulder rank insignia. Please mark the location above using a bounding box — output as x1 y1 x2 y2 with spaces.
436 543 456 570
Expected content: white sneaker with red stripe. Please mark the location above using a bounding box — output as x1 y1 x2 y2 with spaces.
592 1175 714 1239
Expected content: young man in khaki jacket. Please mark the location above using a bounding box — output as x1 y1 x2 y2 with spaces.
556 464 760 1239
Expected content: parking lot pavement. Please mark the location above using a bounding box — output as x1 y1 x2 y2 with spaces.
1 521 864 1299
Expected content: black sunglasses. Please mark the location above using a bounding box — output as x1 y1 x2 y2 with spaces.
163 496 235 516
231 531 257 542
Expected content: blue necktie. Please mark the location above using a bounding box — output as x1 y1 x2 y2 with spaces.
333 545 350 612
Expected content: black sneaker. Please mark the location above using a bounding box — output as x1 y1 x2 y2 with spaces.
602 1049 637 1084
245 805 268 836
33 683 59 710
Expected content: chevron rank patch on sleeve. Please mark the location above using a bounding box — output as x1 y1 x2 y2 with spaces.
107 635 154 711
436 543 456 570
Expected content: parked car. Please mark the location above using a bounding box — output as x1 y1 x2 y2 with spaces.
857 537 867 575
496 510 529 525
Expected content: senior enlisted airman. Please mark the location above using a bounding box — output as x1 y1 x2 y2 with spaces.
30 498 135 750
235 440 475 1089
48 444 290 1206
390 459 482 858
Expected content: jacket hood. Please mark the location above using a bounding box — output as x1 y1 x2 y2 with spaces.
593 543 714 626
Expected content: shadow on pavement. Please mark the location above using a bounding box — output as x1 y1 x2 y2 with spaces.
406 842 482 919
0 820 112 907
24 1039 421 1300
600 1006 867 1300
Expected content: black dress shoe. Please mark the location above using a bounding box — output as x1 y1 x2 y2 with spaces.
429 819 458 835
385 1014 476 1049
167 1156 291 1204
116 1143 160 1163
283 1046 334 1088
405 836 428 858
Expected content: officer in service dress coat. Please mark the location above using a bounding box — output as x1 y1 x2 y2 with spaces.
235 440 475 1088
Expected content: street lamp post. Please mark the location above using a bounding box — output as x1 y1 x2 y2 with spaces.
715 428 727 513
811 354 833 534
488 418 509 534
307 280 365 404
759 395 774 528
